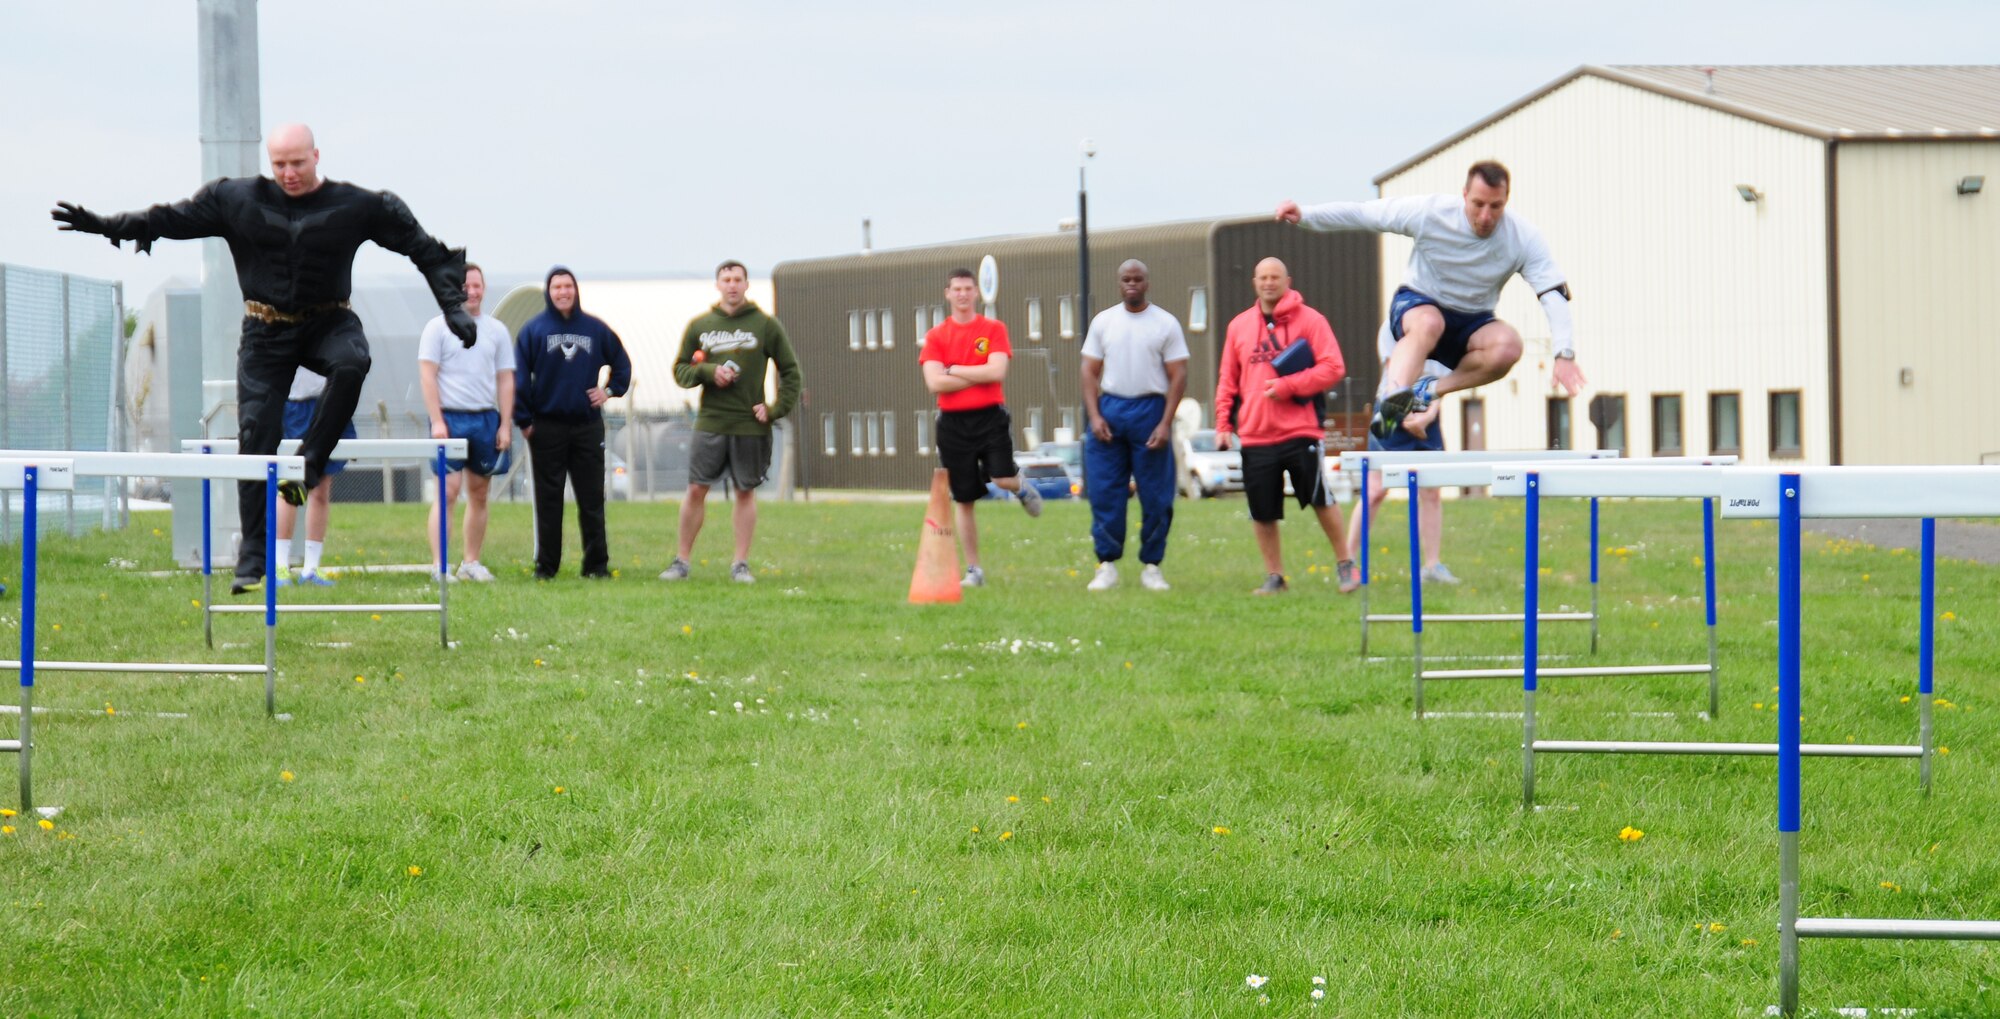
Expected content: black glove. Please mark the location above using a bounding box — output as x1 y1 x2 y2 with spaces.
446 306 479 349
52 202 116 246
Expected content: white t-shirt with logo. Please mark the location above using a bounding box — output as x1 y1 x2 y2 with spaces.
1080 303 1190 399
418 313 516 412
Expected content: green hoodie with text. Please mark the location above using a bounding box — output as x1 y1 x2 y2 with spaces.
673 301 803 436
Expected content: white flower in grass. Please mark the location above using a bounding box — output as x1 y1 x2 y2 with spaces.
1245 974 1267 989
1312 988 1326 1000
1312 976 1326 986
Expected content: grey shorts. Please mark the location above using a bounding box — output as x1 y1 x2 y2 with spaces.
688 430 773 489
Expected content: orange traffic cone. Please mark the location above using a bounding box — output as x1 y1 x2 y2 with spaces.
908 468 963 604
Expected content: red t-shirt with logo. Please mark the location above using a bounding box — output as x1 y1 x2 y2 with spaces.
919 315 1012 412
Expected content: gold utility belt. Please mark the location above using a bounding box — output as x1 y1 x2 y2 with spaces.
244 299 351 325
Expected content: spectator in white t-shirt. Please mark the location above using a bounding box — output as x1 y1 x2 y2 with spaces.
274 367 356 586
418 263 516 582
1079 259 1189 591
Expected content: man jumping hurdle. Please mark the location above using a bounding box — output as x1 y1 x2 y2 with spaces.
1276 160 1586 438
52 123 475 594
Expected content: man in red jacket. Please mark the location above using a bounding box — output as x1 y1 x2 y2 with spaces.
1215 258 1360 595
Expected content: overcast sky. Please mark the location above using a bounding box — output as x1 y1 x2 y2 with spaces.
3 0 1995 304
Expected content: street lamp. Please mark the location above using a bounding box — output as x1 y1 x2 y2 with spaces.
1078 139 1096 326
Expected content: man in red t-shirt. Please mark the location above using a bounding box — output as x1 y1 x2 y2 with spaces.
919 267 1043 588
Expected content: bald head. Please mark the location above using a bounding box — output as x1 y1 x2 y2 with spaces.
1253 257 1291 311
1116 259 1150 310
266 123 322 198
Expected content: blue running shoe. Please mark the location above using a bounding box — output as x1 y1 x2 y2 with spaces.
1371 376 1438 438
297 571 336 587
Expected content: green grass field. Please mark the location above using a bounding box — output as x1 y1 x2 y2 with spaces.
2 494 1997 1017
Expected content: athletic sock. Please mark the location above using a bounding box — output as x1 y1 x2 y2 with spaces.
284 532 301 568
304 540 324 576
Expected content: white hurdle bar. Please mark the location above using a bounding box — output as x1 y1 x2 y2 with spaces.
183 438 468 650
0 453 304 739
0 460 75 817
1340 449 1618 660
1759 468 2000 1015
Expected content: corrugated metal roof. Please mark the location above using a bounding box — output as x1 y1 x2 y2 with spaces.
1377 64 2000 183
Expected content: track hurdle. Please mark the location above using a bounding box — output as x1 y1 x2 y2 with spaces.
184 438 467 649
1510 466 1938 814
1400 457 1739 725
1 459 73 816
1339 449 1616 658
1754 468 2000 1015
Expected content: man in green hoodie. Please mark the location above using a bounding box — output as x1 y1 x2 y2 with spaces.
663 260 804 583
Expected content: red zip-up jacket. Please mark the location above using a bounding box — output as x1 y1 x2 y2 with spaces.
1214 289 1344 447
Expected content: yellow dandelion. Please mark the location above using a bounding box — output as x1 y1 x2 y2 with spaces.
1753 703 1765 711
191 598 201 607
682 625 692 634
1124 661 1133 669
1041 796 1052 804
1709 923 1727 933
1006 795 1019 803
37 819 54 831
1939 746 1950 755
407 865 423 877
50 624 60 632
1611 929 1623 940
1741 939 1759 946
152 528 162 536
280 771 295 783
0 809 15 818
1213 826 1231 836
1065 569 1078 578
1618 825 1645 842
1862 573 1871 582
1943 611 1957 621
1016 721 1028 730
998 831 1013 841
1880 881 1901 892
534 659 544 667
0 826 11 835
970 826 980 834
1900 695 1912 704
103 703 115 716
370 613 382 622
554 786 566 794
353 675 366 684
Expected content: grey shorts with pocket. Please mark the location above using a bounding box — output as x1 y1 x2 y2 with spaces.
688 430 773 489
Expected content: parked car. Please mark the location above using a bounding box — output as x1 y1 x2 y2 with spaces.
1176 429 1242 499
1033 440 1084 496
984 456 1076 502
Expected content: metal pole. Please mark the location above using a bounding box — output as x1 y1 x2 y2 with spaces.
0 267 8 549
61 275 75 537
1408 470 1424 718
1778 473 1802 1017
17 468 37 815
1704 497 1719 719
1523 472 1540 809
437 444 449 649
110 281 130 530
1919 517 1935 794
1588 497 1599 654
202 462 214 649
1077 165 1091 325
263 464 276 717
1359 456 1371 655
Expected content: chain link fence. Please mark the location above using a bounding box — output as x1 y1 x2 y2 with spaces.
0 264 125 543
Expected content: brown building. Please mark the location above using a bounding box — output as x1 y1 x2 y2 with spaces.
774 216 1379 491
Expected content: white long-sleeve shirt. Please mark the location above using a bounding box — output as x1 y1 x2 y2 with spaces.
1300 194 1567 315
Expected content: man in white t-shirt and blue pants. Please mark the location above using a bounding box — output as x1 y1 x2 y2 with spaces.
1079 259 1189 592
418 262 516 582
1277 160 1587 437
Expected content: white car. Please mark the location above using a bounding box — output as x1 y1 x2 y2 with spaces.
1177 429 1242 499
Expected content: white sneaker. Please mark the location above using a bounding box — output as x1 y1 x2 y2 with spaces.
455 560 496 583
960 565 986 588
1140 564 1170 591
1087 562 1118 591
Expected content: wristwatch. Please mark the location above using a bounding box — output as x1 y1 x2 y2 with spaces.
1553 350 1576 361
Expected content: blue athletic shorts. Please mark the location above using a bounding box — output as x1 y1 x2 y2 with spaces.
442 409 512 476
283 398 357 476
1388 286 1497 372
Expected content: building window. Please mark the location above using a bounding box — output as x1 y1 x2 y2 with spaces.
1709 392 1742 455
932 304 945 329
1027 407 1044 447
1770 390 1803 458
849 413 864 456
1058 296 1076 339
847 311 862 351
1652 394 1684 456
881 412 897 455
915 412 932 455
878 309 895 350
1027 298 1043 341
864 310 880 350
1060 406 1077 440
822 414 837 456
914 307 929 346
866 412 881 455
1589 394 1626 457
1546 397 1572 450
1188 287 1209 332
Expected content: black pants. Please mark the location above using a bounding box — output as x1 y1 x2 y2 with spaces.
528 416 609 576
235 312 371 582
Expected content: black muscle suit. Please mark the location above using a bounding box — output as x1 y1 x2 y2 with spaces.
54 178 474 587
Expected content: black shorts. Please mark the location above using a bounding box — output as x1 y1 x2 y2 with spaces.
1242 436 1333 522
936 404 1017 503
1389 286 1497 371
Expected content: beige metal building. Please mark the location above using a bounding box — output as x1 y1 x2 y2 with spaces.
1372 65 2000 465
